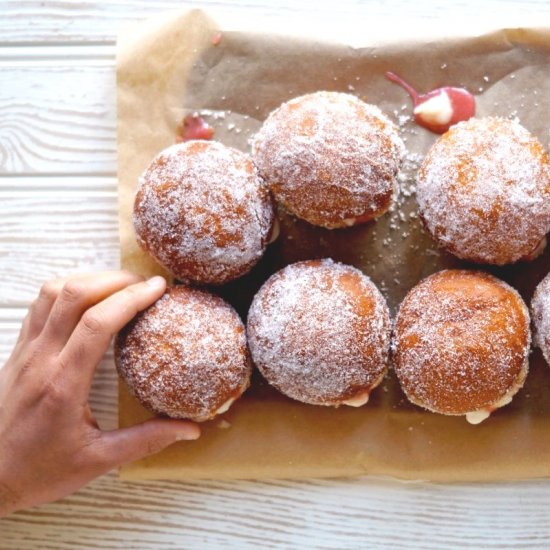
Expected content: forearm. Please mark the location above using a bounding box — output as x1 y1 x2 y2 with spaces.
0 271 199 516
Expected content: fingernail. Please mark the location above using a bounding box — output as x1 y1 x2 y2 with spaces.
146 275 166 290
176 429 200 441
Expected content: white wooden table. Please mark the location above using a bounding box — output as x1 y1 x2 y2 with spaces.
2 1 550 548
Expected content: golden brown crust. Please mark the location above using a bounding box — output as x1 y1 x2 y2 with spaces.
532 271 550 366
393 270 530 415
417 117 550 265
133 141 274 285
252 92 404 229
115 286 252 422
247 259 391 406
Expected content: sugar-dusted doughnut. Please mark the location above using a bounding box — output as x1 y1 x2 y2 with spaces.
133 140 275 285
115 285 252 422
252 92 404 229
247 259 391 406
417 117 550 265
531 272 550 367
393 270 530 424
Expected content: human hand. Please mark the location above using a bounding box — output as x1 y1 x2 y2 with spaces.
0 271 200 517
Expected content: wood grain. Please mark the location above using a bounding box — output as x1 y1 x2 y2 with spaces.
2 314 550 548
0 190 119 306
3 0 550 44
2 1 550 547
2 475 550 549
0 52 115 175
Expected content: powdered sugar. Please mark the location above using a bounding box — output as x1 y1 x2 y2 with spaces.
133 140 274 285
417 117 550 265
393 270 530 416
251 92 405 228
115 286 252 422
246 259 391 406
531 272 550 366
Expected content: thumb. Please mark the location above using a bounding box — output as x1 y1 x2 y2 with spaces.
100 418 201 467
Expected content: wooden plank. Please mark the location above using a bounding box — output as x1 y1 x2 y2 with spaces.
2 0 550 44
0 421 548 546
0 190 119 306
1 314 550 548
1 3 550 546
0 176 117 191
0 51 116 175
1 303 550 548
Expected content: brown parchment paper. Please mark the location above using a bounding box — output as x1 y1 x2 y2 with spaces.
117 8 550 482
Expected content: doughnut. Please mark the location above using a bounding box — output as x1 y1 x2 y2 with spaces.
133 140 275 285
531 272 550 366
393 270 530 424
251 91 404 229
246 259 391 406
115 285 252 422
417 117 550 265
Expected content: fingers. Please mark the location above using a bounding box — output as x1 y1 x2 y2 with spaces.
19 271 133 344
58 276 167 392
19 280 65 342
41 271 144 349
98 418 200 469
